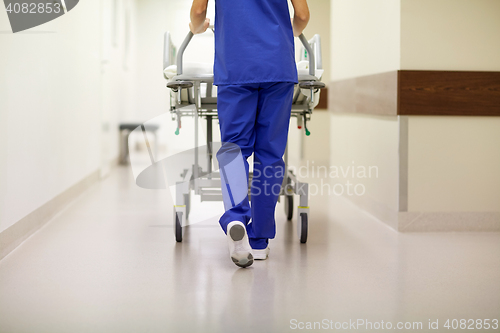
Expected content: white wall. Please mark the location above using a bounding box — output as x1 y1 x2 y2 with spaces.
0 0 137 232
100 0 138 176
330 114 400 229
330 0 400 81
329 0 500 230
401 0 500 71
329 0 401 227
301 0 331 165
408 117 500 212
401 0 500 214
303 0 331 84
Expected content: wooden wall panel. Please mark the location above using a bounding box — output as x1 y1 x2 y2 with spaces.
398 71 500 116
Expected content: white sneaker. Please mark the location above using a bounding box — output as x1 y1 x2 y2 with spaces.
252 245 270 260
227 221 253 268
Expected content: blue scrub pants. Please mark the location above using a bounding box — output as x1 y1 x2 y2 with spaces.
216 82 294 250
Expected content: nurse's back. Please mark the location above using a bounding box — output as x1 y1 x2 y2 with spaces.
189 0 310 85
214 0 298 85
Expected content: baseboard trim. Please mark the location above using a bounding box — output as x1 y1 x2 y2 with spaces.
0 170 100 261
340 195 500 232
398 211 500 232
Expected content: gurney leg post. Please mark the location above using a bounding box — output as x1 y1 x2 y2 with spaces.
282 141 294 220
207 115 212 178
193 83 200 194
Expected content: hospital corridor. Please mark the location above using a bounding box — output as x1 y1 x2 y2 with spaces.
1 0 500 332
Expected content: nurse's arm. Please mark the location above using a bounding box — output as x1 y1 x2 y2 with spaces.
290 0 310 37
190 0 210 34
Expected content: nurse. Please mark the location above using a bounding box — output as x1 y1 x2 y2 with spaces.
190 0 309 268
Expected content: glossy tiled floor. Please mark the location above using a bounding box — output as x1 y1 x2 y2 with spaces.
0 167 499 333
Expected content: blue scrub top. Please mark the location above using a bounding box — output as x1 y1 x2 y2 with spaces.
213 0 298 86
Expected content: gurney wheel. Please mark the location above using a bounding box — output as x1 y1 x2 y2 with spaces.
299 212 308 244
284 195 293 221
175 211 183 242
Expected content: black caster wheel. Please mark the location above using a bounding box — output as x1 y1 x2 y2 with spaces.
284 195 294 221
175 211 183 242
299 212 308 244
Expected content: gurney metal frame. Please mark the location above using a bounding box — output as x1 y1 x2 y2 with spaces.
163 29 325 243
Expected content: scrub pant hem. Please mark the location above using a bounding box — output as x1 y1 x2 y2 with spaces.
220 219 247 235
249 237 269 250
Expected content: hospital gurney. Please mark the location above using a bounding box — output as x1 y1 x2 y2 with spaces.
163 28 325 243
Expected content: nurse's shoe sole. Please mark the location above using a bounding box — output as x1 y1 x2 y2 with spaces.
252 245 270 260
227 221 253 268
